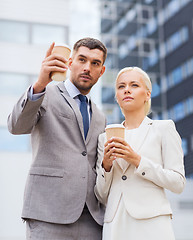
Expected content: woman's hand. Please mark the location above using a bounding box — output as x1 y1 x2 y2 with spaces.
102 139 117 172
105 137 141 168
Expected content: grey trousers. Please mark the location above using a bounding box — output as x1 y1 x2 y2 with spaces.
26 208 102 240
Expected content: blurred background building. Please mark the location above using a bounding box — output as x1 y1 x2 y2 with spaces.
0 0 193 239
100 0 193 177
100 0 193 239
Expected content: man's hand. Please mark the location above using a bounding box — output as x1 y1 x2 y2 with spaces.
33 42 69 94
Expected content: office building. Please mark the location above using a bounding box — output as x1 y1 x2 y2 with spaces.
0 0 70 239
100 0 193 177
100 1 193 238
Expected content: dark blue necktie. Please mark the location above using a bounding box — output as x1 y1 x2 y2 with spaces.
78 94 89 139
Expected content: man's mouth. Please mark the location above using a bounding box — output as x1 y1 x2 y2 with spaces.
79 74 91 80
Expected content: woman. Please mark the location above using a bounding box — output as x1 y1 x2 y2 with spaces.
94 67 185 240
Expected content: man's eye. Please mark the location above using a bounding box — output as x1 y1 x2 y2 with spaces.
79 58 85 62
92 62 100 66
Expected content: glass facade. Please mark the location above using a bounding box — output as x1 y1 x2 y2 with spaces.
100 0 193 177
0 73 33 152
100 3 193 237
0 20 69 152
0 20 68 45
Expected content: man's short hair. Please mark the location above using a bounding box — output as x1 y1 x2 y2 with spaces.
73 37 107 64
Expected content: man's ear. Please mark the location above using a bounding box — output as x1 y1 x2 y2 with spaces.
68 58 73 70
100 65 106 77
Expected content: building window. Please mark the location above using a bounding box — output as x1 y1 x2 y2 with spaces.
182 138 188 156
172 67 183 85
125 9 137 23
190 134 193 152
31 24 68 45
164 0 181 22
102 87 115 104
185 97 193 115
187 58 193 76
151 82 160 98
142 26 188 70
159 0 191 25
166 96 193 122
0 72 33 151
0 20 68 46
0 73 30 96
165 27 189 57
138 5 153 23
0 127 30 152
0 20 29 44
148 49 158 67
127 35 137 52
145 0 154 3
173 102 185 121
101 2 116 19
146 17 157 35
181 0 192 8
164 57 193 91
119 42 128 60
118 18 127 31
179 201 193 209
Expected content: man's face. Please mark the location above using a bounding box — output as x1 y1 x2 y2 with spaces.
68 46 105 95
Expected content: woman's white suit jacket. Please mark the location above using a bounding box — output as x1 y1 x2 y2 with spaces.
94 117 185 223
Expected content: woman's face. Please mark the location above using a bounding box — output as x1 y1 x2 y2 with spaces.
116 70 151 114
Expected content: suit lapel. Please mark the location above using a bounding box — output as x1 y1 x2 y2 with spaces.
122 117 153 173
56 83 85 141
130 116 153 153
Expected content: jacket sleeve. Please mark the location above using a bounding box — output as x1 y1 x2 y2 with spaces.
135 120 186 194
94 133 114 205
7 86 46 135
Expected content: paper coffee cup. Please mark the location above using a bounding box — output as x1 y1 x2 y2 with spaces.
51 43 71 82
105 124 125 140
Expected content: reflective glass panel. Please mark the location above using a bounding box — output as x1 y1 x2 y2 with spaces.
32 24 67 45
0 127 30 152
0 20 29 44
0 73 29 96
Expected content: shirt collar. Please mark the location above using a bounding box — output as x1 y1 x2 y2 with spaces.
64 78 90 101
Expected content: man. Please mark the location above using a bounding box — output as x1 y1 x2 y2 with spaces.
7 37 107 240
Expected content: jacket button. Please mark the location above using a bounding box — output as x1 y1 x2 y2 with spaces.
122 175 127 180
82 151 87 156
142 172 145 176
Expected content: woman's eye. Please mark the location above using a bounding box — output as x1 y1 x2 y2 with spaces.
132 84 139 87
118 85 124 89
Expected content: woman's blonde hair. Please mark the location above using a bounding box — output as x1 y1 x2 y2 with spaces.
116 66 152 116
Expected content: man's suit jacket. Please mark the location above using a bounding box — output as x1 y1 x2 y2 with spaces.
7 82 106 225
94 117 185 223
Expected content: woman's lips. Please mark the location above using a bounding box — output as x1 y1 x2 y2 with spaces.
123 96 134 101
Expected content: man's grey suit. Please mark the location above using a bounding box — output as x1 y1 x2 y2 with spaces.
7 82 106 225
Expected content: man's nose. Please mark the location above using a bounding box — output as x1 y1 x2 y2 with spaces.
83 62 91 72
